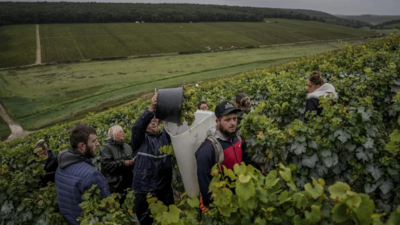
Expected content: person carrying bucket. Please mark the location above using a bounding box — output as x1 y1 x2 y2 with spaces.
130 93 174 225
195 101 261 210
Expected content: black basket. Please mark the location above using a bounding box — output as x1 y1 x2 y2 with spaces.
156 87 183 124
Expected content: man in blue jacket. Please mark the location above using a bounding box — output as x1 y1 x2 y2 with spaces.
55 124 110 225
131 93 173 225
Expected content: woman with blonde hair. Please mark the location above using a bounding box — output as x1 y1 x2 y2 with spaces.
305 71 338 121
100 125 134 197
235 93 251 126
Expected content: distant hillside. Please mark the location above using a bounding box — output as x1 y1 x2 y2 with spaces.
336 15 400 25
372 19 400 29
0 2 368 28
288 9 370 27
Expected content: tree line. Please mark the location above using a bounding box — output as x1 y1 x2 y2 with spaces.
0 2 367 28
372 19 400 29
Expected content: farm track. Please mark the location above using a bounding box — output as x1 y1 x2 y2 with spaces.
35 24 41 65
0 102 35 142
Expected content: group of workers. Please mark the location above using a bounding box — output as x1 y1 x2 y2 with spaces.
31 71 337 225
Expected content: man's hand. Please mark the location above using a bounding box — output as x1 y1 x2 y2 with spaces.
148 93 157 112
124 159 135 167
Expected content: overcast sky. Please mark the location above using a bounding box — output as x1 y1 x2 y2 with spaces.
5 0 400 15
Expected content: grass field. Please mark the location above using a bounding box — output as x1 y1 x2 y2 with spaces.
38 20 374 63
0 39 372 131
385 24 400 29
0 19 375 68
0 114 11 141
0 25 36 68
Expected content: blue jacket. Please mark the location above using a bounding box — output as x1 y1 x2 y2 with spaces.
131 109 172 193
55 148 110 225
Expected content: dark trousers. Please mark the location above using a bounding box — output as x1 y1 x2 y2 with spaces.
134 188 174 225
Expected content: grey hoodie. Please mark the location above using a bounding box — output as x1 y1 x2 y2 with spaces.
57 148 89 169
307 83 338 100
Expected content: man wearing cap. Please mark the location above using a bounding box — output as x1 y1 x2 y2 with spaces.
195 101 261 209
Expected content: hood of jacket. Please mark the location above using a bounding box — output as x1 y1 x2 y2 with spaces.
207 126 237 141
307 83 338 100
58 148 90 169
105 138 124 148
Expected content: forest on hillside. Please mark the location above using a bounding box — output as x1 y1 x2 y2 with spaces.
372 19 400 29
0 2 368 28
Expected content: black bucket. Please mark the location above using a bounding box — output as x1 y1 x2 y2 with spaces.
156 87 183 124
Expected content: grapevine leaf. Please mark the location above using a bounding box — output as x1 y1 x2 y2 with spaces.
320 149 332 158
356 147 369 162
334 129 351 144
254 217 267 225
305 205 322 223
332 203 350 223
304 183 324 200
308 140 318 150
236 181 255 201
161 205 181 224
363 138 374 149
322 153 338 168
279 165 292 182
379 179 394 195
291 142 306 155
287 180 298 192
187 196 200 208
302 153 318 168
329 182 350 200
386 206 400 225
366 164 383 181
1 200 14 215
264 170 279 189
354 194 374 224
364 183 379 194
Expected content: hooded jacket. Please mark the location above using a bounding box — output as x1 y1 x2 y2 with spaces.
30 150 58 187
195 128 260 208
55 148 110 225
131 109 172 194
100 139 134 194
306 83 338 120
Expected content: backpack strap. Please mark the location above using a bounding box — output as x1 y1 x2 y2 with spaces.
236 134 242 147
207 136 224 166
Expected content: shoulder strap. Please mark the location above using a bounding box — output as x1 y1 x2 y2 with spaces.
207 136 224 166
236 133 242 146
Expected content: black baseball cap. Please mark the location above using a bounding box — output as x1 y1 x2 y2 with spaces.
215 101 241 118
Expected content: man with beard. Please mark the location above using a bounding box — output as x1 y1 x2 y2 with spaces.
55 124 110 225
195 101 260 209
131 93 173 225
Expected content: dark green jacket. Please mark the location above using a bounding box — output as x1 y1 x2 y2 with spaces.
100 139 134 194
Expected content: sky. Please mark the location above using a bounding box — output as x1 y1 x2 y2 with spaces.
5 0 400 15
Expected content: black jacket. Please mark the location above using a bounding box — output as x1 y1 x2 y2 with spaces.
100 139 134 194
30 150 58 187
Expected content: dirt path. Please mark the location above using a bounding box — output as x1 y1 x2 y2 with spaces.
0 103 35 142
35 24 41 65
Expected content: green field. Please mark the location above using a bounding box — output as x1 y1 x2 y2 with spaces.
385 23 400 29
0 25 36 68
0 114 11 141
38 20 374 63
0 19 375 68
0 39 372 131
